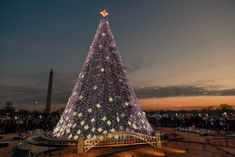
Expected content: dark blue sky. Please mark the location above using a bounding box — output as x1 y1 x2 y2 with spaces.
1 0 235 109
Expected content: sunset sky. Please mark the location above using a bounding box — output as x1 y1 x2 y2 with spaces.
0 0 235 111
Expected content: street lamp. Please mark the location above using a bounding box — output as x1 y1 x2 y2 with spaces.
33 101 38 112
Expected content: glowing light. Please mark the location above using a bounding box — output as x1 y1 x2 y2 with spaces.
109 97 113 102
100 9 109 17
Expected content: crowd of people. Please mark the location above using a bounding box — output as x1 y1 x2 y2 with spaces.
0 110 61 134
147 105 235 132
0 103 234 134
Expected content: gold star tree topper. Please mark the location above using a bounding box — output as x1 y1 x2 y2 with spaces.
100 9 109 17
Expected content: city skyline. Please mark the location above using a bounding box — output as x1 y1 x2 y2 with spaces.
1 1 235 110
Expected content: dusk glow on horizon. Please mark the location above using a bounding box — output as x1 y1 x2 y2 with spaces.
139 96 235 111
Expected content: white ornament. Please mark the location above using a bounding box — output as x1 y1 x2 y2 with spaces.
107 120 111 125
143 112 146 116
133 124 137 129
65 116 69 121
87 134 91 139
116 117 120 122
74 135 78 140
106 56 109 60
114 135 119 139
99 136 104 140
102 116 107 121
84 125 89 130
91 118 95 123
99 44 103 48
79 95 83 99
60 131 65 136
78 113 83 117
93 85 97 90
102 33 106 36
98 128 103 132
125 102 129 106
59 120 63 124
87 108 92 113
80 121 84 126
54 127 59 132
121 113 125 117
91 127 96 132
109 97 113 102
111 43 116 47
118 79 123 82
108 134 113 138
119 126 124 130
66 128 70 133
96 103 101 108
68 123 72 127
100 68 104 72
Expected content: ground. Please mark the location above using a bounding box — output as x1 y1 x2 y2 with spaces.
0 129 234 157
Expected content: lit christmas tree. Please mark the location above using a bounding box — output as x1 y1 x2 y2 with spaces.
53 10 153 140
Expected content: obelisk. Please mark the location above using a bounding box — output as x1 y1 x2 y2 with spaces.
45 69 53 113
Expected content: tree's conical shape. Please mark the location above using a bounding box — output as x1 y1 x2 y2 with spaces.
53 17 153 140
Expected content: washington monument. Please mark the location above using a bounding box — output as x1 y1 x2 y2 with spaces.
45 69 53 113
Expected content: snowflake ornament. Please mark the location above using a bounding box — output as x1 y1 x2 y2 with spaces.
109 97 113 102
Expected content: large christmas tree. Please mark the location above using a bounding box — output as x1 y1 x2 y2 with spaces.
53 10 153 140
